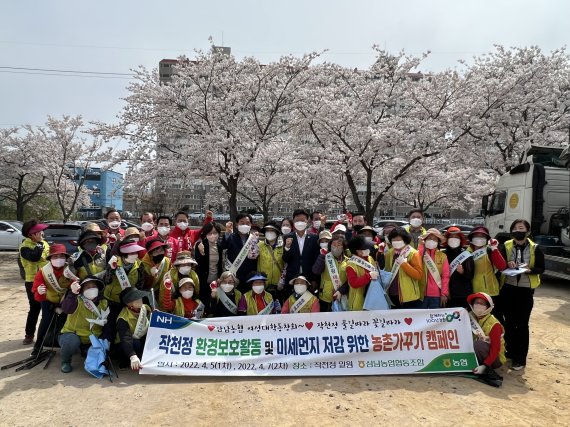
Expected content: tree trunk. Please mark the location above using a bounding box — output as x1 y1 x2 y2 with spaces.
226 175 238 220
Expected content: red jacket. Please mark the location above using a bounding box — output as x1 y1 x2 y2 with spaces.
169 217 213 262
32 267 65 302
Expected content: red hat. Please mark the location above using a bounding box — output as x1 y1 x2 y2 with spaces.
46 243 69 259
146 239 168 253
444 226 467 246
467 292 494 308
468 226 491 240
27 223 48 237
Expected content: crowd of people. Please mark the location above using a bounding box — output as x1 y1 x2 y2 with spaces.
18 207 544 379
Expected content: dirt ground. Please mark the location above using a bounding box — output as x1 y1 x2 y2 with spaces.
0 251 568 427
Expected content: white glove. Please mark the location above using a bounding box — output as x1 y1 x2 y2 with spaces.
150 266 159 277
108 255 118 269
369 271 379 280
473 365 487 375
38 284 47 295
55 307 63 315
333 291 341 301
130 355 142 370
489 239 499 251
70 281 81 294
395 255 406 266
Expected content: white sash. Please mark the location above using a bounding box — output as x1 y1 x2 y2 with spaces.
469 311 490 343
348 256 377 272
325 253 343 291
290 291 313 313
216 287 238 314
225 234 255 274
151 257 167 287
194 302 205 320
63 266 80 282
423 253 442 289
388 246 413 284
133 305 150 339
115 266 132 290
80 295 110 330
449 250 472 275
257 299 274 315
42 264 65 293
471 248 487 261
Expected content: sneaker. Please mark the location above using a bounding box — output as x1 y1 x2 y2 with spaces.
61 362 72 373
22 335 34 345
511 363 525 371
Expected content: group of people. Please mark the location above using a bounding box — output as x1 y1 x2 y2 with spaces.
18 207 543 378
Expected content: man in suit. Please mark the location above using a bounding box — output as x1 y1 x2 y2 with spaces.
282 209 320 299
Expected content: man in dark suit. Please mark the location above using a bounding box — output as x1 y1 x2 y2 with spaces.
282 209 320 299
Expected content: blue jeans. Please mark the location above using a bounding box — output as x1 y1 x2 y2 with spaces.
58 333 81 363
421 296 441 309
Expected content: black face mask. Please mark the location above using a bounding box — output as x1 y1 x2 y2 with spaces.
512 231 527 241
83 242 98 252
353 225 364 232
152 254 165 264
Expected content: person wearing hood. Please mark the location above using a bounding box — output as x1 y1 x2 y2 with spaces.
30 244 73 356
467 292 506 377
256 222 285 299
443 227 474 309
312 234 349 312
346 236 379 311
70 227 108 281
403 209 427 249
221 212 258 289
19 219 50 345
209 271 242 317
281 276 320 313
238 272 281 315
418 228 450 309
142 239 171 293
467 226 507 299
59 276 110 373
499 219 545 371
161 277 204 319
169 210 213 263
115 288 151 371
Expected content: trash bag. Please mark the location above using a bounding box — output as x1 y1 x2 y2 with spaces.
84 335 110 379
363 278 391 311
332 295 349 312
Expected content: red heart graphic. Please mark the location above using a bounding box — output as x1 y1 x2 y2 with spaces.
207 325 215 331
305 322 313 330
404 318 412 325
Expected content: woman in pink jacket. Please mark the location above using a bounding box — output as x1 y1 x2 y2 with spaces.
418 228 450 308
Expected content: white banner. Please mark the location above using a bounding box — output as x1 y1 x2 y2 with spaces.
140 308 478 376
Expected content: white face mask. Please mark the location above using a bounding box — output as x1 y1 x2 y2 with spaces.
265 231 277 242
332 247 344 257
294 284 307 295
294 221 307 231
206 233 219 243
108 220 121 229
281 226 291 235
472 303 489 317
471 237 488 247
51 258 66 268
312 220 321 229
359 249 370 257
320 242 329 249
410 218 423 228
158 226 170 236
237 224 251 234
220 283 234 293
392 240 405 250
180 290 193 299
83 288 99 300
364 236 373 243
125 254 139 264
141 222 154 232
177 222 188 231
447 237 461 249
424 240 438 250
252 285 265 294
178 266 192 275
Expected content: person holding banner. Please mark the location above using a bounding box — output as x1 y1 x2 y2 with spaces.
238 272 281 315
384 227 424 309
313 235 349 312
281 276 320 313
142 239 171 293
346 236 379 311
418 229 450 309
444 227 474 309
59 276 110 373
195 222 224 306
467 226 506 301
116 287 151 371
221 213 258 290
209 271 242 317
30 244 73 356
160 277 204 319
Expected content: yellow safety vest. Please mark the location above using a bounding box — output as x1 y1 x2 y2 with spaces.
346 255 376 311
403 225 427 249
385 248 422 303
167 268 200 295
477 313 506 365
19 238 49 282
257 241 284 285
468 247 500 296
41 267 71 303
103 258 142 303
115 304 151 343
61 298 109 345
286 293 318 313
319 255 348 303
501 239 541 289
142 254 171 291
243 291 273 315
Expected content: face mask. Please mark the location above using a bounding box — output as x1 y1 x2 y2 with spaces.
320 242 329 249
141 222 154 232
180 290 193 299
425 240 438 250
410 218 423 228
472 303 489 317
83 241 98 252
178 266 192 275
294 284 307 295
220 283 234 293
252 285 265 294
206 233 219 243
312 220 321 229
125 254 139 264
447 237 461 249
281 226 291 235
51 258 66 268
512 231 527 241
294 221 307 231
177 222 188 231
152 254 165 264
158 226 170 236
238 224 251 234
108 221 121 229
83 288 99 300
353 224 364 232
359 249 370 257
332 247 344 257
392 240 405 250
471 237 488 247
265 231 277 242
364 236 373 243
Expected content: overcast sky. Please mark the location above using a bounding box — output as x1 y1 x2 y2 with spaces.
1 0 568 129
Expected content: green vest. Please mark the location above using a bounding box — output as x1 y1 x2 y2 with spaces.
74 251 106 281
403 225 427 249
172 297 202 318
286 293 318 313
167 268 200 295
257 241 284 285
501 239 541 289
61 298 109 345
319 255 348 303
468 247 500 296
115 304 151 343
244 291 273 315
19 238 49 282
103 258 142 303
346 255 376 311
142 254 172 291
385 248 422 303
41 265 71 303
477 313 506 365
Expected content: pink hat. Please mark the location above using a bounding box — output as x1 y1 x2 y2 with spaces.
119 241 144 254
27 223 48 236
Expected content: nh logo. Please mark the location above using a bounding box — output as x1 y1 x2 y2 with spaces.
156 315 172 324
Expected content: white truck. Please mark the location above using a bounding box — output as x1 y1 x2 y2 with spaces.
482 145 570 281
